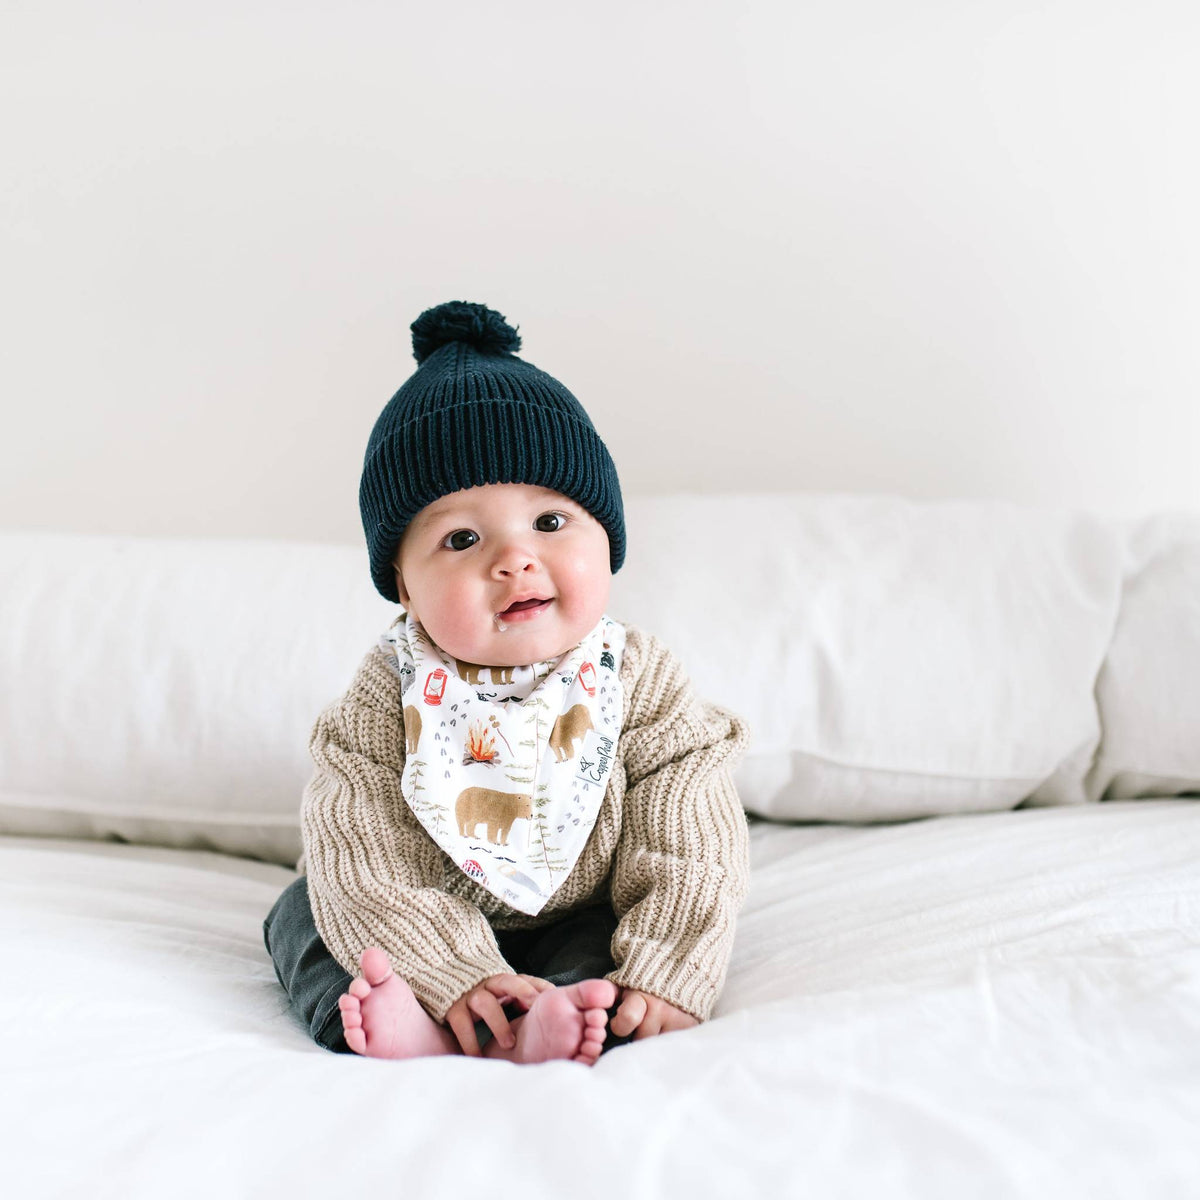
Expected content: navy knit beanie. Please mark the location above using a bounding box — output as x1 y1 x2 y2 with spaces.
359 300 626 603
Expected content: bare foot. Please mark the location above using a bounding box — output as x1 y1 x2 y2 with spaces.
484 979 616 1066
338 947 459 1060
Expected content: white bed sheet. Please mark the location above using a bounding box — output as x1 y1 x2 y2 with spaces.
4 801 1199 1199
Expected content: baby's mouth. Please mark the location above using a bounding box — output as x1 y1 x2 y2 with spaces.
494 597 553 631
500 597 551 615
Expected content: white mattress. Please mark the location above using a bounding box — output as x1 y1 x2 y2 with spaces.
5 801 1200 1199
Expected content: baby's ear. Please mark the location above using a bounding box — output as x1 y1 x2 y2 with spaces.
392 562 412 609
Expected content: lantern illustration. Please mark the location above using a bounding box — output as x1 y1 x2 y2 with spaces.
578 661 597 696
423 668 448 705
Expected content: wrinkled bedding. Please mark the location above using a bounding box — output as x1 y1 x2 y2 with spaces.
5 801 1200 1199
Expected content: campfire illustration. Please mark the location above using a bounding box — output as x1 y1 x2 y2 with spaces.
462 720 500 766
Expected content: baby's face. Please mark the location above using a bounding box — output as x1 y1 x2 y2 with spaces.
393 482 612 668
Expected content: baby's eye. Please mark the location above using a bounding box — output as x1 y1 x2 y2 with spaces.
443 529 479 551
534 512 570 533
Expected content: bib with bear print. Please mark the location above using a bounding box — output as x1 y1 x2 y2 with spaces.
379 613 626 916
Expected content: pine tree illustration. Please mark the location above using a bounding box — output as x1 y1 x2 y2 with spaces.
510 693 552 783
499 695 562 882
528 782 568 882
407 757 445 837
522 697 567 882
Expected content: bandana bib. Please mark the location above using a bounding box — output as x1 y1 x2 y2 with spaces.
380 614 626 916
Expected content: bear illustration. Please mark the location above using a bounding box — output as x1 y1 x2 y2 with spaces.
403 705 421 755
455 786 532 845
549 703 593 763
455 661 516 686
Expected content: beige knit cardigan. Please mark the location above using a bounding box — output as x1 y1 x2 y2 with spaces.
300 623 751 1023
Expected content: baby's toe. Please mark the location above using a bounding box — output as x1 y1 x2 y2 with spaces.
576 1016 607 1065
349 977 371 1000
578 979 618 1010
573 1039 603 1065
340 993 366 1052
339 992 363 1030
359 947 394 987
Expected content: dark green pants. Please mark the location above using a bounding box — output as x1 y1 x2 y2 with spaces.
263 876 632 1054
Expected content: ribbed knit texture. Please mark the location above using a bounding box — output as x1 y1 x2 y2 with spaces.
299 625 751 1023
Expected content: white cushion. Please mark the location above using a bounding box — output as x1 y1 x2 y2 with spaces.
0 532 394 866
612 493 1126 822
1085 511 1200 802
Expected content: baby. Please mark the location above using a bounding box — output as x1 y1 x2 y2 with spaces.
263 301 750 1064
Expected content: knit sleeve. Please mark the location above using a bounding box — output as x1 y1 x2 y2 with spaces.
606 630 751 1022
299 644 513 1022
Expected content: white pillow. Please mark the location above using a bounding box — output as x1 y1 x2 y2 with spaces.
1085 511 1200 802
611 493 1126 822
0 532 396 866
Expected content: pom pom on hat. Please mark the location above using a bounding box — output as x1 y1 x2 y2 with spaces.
410 300 522 365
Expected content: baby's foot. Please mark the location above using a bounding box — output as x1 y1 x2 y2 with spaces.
338 947 458 1060
484 979 616 1066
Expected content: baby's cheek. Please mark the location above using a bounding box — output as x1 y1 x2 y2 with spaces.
444 604 484 647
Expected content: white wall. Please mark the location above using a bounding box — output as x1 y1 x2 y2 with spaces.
3 0 1198 546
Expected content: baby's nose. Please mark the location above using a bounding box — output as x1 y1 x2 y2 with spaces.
490 540 538 576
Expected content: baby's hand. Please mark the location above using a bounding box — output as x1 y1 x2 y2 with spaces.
609 988 699 1040
444 973 554 1056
